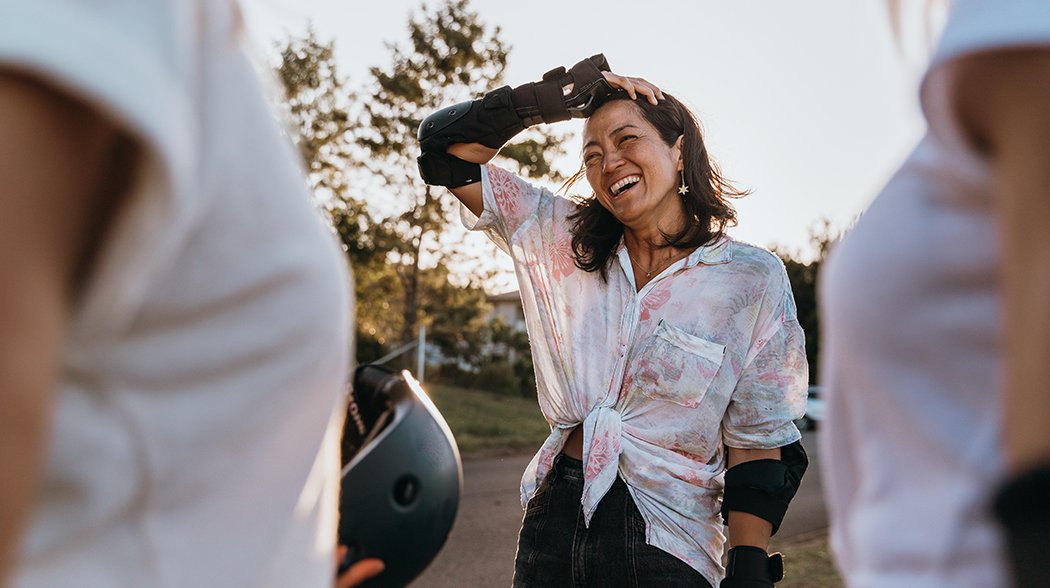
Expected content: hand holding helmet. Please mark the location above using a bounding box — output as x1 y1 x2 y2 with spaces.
337 365 463 588
336 547 384 588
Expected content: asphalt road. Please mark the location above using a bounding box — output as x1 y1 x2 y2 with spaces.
411 431 826 587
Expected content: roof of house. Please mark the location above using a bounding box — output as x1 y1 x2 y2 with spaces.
487 290 521 303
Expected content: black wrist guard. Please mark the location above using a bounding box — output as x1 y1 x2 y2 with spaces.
417 54 617 187
510 52 619 125
992 464 1050 587
720 546 784 587
721 441 809 535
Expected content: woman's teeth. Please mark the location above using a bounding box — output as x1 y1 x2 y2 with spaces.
611 175 641 195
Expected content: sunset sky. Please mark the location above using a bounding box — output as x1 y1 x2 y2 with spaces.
242 0 936 289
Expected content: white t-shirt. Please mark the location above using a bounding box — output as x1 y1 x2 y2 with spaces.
0 2 352 587
465 164 807 585
819 1 1050 586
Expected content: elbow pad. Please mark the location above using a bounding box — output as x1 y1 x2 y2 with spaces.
417 54 617 188
720 440 809 535
415 150 482 189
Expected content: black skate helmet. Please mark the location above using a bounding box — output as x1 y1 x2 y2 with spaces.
337 364 463 587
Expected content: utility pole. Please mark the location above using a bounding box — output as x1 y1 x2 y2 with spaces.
416 325 426 384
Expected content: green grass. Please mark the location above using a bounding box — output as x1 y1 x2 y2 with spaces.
427 383 552 459
775 535 844 588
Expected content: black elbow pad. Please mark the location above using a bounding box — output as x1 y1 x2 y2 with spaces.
418 89 526 153
416 149 482 189
721 440 809 535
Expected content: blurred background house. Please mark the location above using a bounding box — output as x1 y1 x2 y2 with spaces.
486 291 526 333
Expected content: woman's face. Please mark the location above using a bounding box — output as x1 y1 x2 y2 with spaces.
582 100 684 233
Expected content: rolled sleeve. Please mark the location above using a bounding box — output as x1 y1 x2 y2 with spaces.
722 294 809 449
460 164 545 253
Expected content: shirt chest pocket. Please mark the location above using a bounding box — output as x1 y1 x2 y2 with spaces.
627 320 726 408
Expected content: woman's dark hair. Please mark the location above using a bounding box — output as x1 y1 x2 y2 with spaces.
565 92 746 281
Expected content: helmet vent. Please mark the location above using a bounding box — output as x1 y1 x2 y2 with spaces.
394 475 422 507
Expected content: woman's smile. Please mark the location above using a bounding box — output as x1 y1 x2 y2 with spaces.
583 100 684 232
610 175 641 196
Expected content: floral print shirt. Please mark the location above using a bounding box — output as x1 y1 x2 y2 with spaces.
463 165 808 583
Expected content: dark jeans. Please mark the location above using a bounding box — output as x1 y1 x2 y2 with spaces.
512 453 713 588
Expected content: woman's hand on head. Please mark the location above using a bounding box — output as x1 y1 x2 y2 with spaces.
601 72 664 105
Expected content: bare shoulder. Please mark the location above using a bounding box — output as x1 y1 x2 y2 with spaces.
952 49 1050 152
0 71 137 291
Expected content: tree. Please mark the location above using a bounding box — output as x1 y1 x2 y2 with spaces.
273 2 570 372
419 262 490 364
275 29 355 202
275 31 401 363
354 0 568 349
773 218 844 383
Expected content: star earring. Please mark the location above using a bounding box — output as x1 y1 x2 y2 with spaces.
678 172 689 195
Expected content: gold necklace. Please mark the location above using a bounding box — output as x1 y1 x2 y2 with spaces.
627 246 675 279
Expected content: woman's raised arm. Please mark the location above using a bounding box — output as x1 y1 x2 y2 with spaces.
415 54 661 216
442 70 664 215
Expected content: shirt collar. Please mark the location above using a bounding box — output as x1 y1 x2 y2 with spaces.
683 235 733 268
615 234 733 277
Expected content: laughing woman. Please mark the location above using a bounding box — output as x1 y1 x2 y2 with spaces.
417 55 809 588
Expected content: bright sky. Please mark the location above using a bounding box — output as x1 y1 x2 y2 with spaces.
241 0 931 288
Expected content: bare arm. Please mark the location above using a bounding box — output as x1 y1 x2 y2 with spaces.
725 446 781 550
954 50 1050 474
952 46 1050 588
0 73 134 580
